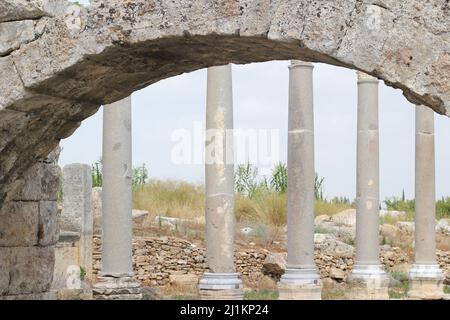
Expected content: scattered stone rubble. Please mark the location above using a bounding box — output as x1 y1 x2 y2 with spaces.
92 234 450 288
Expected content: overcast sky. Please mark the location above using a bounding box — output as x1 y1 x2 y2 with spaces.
62 0 450 201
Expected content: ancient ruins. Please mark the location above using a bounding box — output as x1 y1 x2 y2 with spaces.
1 0 449 300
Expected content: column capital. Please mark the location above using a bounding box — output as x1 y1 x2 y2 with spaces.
289 60 314 69
357 71 379 83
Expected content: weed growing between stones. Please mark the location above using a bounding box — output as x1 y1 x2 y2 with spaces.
387 269 409 299
244 289 279 300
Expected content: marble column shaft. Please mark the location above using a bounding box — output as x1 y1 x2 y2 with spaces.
101 96 133 277
354 72 381 266
414 105 437 265
347 72 388 300
286 61 316 269
278 60 321 300
204 64 236 273
408 105 444 299
199 64 242 300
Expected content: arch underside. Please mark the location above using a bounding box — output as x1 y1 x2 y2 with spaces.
0 0 449 202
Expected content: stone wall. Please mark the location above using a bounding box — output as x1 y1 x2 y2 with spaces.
0 161 60 299
92 236 266 287
92 235 450 288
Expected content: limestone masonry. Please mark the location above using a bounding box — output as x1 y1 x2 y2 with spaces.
0 159 60 299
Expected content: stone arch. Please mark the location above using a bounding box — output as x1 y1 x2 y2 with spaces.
1 0 450 205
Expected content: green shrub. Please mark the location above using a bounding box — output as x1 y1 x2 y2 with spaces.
235 163 259 198
79 266 86 281
436 197 450 219
132 163 149 187
384 193 450 221
244 289 278 300
314 173 325 201
384 197 415 213
388 269 409 299
91 158 148 188
91 157 102 187
270 162 287 194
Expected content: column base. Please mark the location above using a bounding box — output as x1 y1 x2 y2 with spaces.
198 273 244 300
346 264 390 300
278 268 322 300
54 288 93 300
408 264 445 300
93 276 142 300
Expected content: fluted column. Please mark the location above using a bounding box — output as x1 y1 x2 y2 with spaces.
408 105 444 299
347 72 389 299
278 60 322 300
93 96 141 300
198 64 243 300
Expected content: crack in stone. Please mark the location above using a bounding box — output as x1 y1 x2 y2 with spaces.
0 15 47 24
370 2 389 11
11 59 26 89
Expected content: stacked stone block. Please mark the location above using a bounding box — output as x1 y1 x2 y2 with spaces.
0 161 60 299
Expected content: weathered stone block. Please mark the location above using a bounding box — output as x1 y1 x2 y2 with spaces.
346 276 390 300
61 164 92 233
12 163 61 201
92 186 102 231
0 56 28 111
93 276 142 300
278 281 323 300
0 248 9 295
51 242 79 290
0 201 39 246
39 201 59 246
0 109 32 154
408 278 445 300
0 0 46 23
3 246 55 295
0 20 37 56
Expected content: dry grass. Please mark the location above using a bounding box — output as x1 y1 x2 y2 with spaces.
236 192 287 227
133 180 353 228
133 180 204 219
159 283 199 300
236 192 352 226
315 200 354 216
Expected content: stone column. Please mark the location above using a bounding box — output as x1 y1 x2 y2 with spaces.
55 164 93 298
278 60 322 300
93 96 141 300
198 64 243 300
408 105 444 299
347 72 389 299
